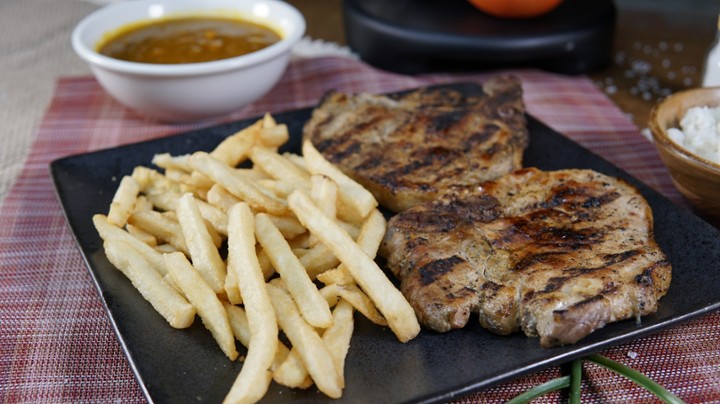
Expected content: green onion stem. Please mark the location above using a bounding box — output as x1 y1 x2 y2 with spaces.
585 354 684 404
505 375 570 404
569 358 582 404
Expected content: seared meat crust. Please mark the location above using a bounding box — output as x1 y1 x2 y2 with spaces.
302 76 528 212
382 168 672 347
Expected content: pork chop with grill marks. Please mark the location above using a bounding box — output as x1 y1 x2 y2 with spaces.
302 76 528 212
381 168 672 347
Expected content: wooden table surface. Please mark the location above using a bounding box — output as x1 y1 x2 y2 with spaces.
287 0 719 129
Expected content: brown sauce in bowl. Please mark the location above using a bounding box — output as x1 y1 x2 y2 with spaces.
97 17 281 64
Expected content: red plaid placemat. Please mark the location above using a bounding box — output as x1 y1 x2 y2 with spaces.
1 56 718 403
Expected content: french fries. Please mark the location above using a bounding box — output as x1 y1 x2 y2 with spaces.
92 113 421 403
188 151 288 216
164 252 238 360
176 193 226 293
267 282 342 399
288 190 420 343
302 140 377 220
224 203 278 403
102 238 195 329
107 176 139 227
255 213 332 328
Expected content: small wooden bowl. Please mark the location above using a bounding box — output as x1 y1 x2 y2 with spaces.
649 87 720 225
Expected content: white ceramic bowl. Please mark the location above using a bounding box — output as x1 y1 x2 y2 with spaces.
72 0 305 122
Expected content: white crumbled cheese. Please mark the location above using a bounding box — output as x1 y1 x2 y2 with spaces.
669 106 720 163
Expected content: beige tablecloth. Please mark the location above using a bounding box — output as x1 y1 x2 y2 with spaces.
0 1 97 204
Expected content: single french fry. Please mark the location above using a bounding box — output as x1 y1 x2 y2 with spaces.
152 153 192 172
178 182 209 201
257 124 289 148
250 146 311 186
189 152 288 215
288 190 419 342
323 299 354 387
131 166 182 195
356 208 386 254
206 184 241 212
196 202 229 237
107 176 140 227
128 209 188 255
266 283 343 399
266 214 307 240
307 175 338 247
255 179 298 199
320 283 387 326
302 140 377 220
176 193 226 293
154 243 178 254
187 170 215 189
224 303 291 372
211 122 258 166
163 252 238 360
298 243 340 279
104 239 195 329
125 223 157 247
273 349 314 389
310 175 338 219
256 248 276 280
337 220 361 240
283 152 308 172
272 299 354 390
224 266 243 305
316 267 354 286
134 195 154 212
94 214 168 276
223 203 278 404
262 112 276 127
164 167 190 184
255 213 332 328
319 209 386 286
236 167 270 181
287 233 311 250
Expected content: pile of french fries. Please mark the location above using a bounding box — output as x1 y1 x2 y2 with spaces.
92 114 420 403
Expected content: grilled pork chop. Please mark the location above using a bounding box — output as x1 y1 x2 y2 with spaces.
302 76 528 212
382 168 672 347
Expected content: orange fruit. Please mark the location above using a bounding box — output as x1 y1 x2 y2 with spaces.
467 0 564 19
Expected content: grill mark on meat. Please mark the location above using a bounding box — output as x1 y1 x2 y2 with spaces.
327 140 362 163
543 186 621 210
562 250 641 276
512 252 567 272
604 249 641 264
543 276 569 293
382 168 672 347
430 110 467 133
558 294 606 313
414 146 462 165
528 226 607 250
635 260 670 287
465 124 500 150
494 220 606 251
314 136 349 157
418 256 465 286
482 143 503 159
446 195 500 222
481 281 502 297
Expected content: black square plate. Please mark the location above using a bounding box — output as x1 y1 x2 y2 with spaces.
51 83 720 403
